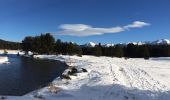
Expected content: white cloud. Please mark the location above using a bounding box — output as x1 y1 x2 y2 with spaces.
124 21 150 29
56 21 150 36
59 24 91 31
58 24 124 36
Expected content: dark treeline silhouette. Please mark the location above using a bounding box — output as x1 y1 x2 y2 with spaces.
21 33 170 58
82 44 124 57
124 43 170 58
0 39 21 50
82 43 170 58
54 39 82 56
22 33 82 55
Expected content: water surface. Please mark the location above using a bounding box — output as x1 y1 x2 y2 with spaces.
0 55 67 96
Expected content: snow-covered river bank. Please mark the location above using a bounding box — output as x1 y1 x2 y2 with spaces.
2 54 170 100
0 57 8 63
0 50 23 64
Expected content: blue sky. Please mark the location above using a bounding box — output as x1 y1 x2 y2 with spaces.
0 0 169 44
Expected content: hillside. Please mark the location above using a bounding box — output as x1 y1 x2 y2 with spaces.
0 39 21 50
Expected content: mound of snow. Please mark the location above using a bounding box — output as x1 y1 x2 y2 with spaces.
0 56 8 63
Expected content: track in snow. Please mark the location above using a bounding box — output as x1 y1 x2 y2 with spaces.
103 57 170 100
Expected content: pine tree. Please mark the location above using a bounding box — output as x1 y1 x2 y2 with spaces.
113 45 124 57
22 36 34 54
93 44 102 56
142 46 150 59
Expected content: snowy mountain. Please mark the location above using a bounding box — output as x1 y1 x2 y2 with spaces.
82 39 170 47
127 42 145 45
151 39 170 45
103 43 114 47
84 42 97 47
129 39 170 45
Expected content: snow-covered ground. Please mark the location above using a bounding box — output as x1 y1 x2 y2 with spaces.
0 57 8 63
0 50 23 64
0 50 19 54
3 55 170 100
0 50 24 55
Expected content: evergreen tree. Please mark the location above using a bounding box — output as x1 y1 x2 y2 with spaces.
39 33 55 54
93 44 102 56
140 46 150 59
54 39 62 54
125 43 137 57
22 36 34 54
113 45 124 57
21 33 170 58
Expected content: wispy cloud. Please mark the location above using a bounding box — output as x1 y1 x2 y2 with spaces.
58 24 124 36
124 21 150 29
56 21 150 37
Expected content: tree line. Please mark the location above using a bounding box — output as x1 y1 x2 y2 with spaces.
22 33 82 55
20 33 170 58
82 43 170 58
0 39 21 50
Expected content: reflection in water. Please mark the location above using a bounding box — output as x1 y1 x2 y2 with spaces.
0 55 67 96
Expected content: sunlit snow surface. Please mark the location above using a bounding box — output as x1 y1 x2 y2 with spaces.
0 57 8 63
4 55 170 100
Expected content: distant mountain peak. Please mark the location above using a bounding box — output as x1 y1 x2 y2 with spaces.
103 43 114 47
127 41 145 45
85 42 97 47
151 39 170 45
82 39 170 47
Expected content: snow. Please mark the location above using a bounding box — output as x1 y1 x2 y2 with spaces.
152 39 170 45
85 42 97 47
127 41 145 45
2 55 170 100
103 43 114 47
0 50 24 55
0 57 8 63
82 39 170 47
